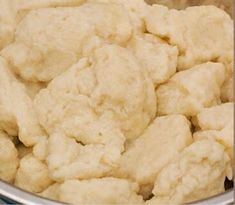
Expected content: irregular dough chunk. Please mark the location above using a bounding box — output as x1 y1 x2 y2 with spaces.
34 45 156 139
88 0 150 33
0 57 44 146
0 131 19 183
147 139 232 204
156 62 225 116
115 115 192 185
0 0 87 50
1 3 132 82
193 103 234 163
15 154 53 193
46 120 125 181
128 34 178 86
144 5 233 71
192 102 233 131
41 178 143 204
0 0 18 50
40 183 60 201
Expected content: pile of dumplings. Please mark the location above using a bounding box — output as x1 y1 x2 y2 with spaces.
0 0 233 204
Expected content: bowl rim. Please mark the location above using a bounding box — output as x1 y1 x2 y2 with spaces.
0 180 233 205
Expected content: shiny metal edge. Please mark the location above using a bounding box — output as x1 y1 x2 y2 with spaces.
0 180 234 205
0 180 64 205
188 190 234 205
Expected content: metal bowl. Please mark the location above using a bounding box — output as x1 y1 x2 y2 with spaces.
0 180 234 205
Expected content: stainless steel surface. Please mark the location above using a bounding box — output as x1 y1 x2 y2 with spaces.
0 179 234 204
0 180 64 205
189 190 234 205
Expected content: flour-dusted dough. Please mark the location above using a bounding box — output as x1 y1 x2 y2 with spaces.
1 3 132 82
156 62 225 116
0 0 18 50
15 154 53 193
147 139 232 204
46 122 125 181
115 115 192 185
0 0 87 50
41 178 143 204
0 131 19 183
193 103 234 164
128 34 178 86
0 57 44 146
0 0 233 204
193 103 233 131
144 5 233 72
34 45 156 139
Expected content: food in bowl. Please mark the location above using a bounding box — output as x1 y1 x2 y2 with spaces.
0 0 233 204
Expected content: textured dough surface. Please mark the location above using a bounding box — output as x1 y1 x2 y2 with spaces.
1 3 132 82
144 5 233 72
147 139 232 204
115 115 192 185
41 178 143 204
0 131 19 183
34 44 156 140
46 127 124 181
156 62 225 116
0 57 44 146
15 154 53 193
128 34 178 86
0 0 233 204
193 103 233 131
0 0 87 50
193 103 234 164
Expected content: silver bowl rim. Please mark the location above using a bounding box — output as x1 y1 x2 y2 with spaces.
0 180 233 205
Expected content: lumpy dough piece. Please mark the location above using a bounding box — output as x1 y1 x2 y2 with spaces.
1 3 132 82
47 128 124 181
147 139 232 204
0 0 18 50
115 115 192 185
42 178 143 204
40 183 60 201
156 62 225 116
61 116 125 165
193 103 234 163
33 136 48 161
221 76 234 102
128 34 178 86
0 57 44 146
34 45 156 139
0 0 86 50
0 131 19 183
144 5 233 71
88 0 149 32
60 178 143 204
15 154 53 193
194 125 234 168
193 103 233 131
